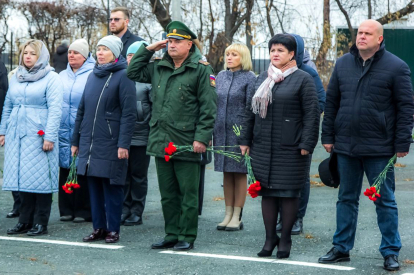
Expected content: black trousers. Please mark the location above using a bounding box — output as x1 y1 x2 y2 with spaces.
122 146 150 217
198 165 206 216
11 191 21 213
88 176 124 233
58 168 91 219
18 191 52 226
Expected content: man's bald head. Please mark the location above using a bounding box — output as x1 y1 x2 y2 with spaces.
356 19 384 58
360 19 383 35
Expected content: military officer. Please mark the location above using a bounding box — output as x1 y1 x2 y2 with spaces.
127 21 217 251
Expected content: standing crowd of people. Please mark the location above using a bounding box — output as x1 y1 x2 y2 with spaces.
0 6 412 272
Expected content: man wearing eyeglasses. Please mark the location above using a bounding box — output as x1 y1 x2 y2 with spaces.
109 7 143 58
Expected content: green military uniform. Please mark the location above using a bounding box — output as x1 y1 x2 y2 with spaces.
127 21 217 244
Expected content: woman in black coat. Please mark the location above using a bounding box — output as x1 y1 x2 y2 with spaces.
239 34 320 258
71 35 136 243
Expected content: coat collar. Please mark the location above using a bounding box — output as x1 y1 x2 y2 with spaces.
121 29 132 43
350 40 386 61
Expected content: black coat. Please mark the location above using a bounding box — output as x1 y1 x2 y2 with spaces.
120 29 143 58
72 57 137 185
321 42 414 156
0 60 8 120
130 82 152 147
53 45 69 73
239 69 320 190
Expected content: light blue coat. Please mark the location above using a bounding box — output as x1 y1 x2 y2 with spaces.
58 56 95 168
0 72 63 193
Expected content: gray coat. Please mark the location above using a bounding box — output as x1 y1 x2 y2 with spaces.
213 69 256 173
131 82 152 147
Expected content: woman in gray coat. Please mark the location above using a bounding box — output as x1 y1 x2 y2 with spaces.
239 34 320 259
213 43 256 231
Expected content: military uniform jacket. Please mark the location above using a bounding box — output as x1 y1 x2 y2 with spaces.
127 46 217 162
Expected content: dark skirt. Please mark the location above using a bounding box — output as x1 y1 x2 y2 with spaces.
258 188 301 198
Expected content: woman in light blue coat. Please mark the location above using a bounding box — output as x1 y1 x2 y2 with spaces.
58 39 95 223
0 39 63 236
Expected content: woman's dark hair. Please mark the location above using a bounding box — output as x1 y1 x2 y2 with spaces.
268 34 297 56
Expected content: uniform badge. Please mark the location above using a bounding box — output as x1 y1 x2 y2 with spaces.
210 75 216 87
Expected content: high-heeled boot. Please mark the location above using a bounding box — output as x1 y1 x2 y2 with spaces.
225 207 243 231
217 206 233 230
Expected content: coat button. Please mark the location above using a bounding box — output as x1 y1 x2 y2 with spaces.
158 85 160 88
183 127 186 129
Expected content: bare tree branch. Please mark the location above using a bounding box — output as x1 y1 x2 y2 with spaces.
335 0 355 44
376 0 414 25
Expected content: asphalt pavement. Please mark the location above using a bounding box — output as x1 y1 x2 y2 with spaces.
0 143 414 275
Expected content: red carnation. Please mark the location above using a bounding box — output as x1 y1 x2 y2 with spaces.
73 183 80 189
248 181 261 198
37 130 45 136
164 155 171 162
164 142 177 155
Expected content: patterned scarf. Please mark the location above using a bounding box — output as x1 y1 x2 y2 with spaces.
252 60 298 118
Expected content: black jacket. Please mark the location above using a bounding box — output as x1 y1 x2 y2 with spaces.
53 45 69 73
120 29 143 58
72 57 137 185
0 60 8 120
322 42 414 156
130 82 152 146
239 70 320 189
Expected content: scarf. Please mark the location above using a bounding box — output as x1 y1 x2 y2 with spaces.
16 42 53 83
252 60 298 118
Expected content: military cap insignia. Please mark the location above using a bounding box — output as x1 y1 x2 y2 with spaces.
173 29 177 33
210 75 216 87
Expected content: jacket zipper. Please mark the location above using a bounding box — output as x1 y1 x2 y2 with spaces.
107 120 113 139
87 73 113 165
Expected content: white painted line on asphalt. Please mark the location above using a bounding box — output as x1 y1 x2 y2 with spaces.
160 251 355 271
0 236 124 250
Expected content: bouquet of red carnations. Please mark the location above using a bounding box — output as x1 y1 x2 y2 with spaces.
62 155 80 194
164 142 242 162
363 154 396 202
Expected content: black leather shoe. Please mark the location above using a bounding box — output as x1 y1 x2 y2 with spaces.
83 228 108 242
173 241 194 251
6 211 19 218
27 224 48 236
318 247 350 263
384 255 399 271
120 213 130 225
276 218 282 233
151 239 178 249
124 214 143 226
7 223 32 235
105 232 120 243
291 218 303 235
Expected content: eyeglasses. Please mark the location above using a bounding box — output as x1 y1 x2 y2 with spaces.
108 18 122 22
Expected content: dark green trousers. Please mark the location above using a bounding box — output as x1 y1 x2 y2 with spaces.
155 157 200 243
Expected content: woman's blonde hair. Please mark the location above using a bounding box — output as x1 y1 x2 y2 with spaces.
19 39 43 65
223 43 253 71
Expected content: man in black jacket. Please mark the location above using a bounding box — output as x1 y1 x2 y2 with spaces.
0 60 7 117
319 20 414 272
109 7 143 58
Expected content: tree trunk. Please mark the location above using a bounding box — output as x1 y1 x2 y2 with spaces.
245 0 254 54
335 0 355 44
265 0 275 37
148 0 171 30
315 0 331 87
368 0 372 19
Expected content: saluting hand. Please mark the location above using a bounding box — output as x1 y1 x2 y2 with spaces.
146 39 168 52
